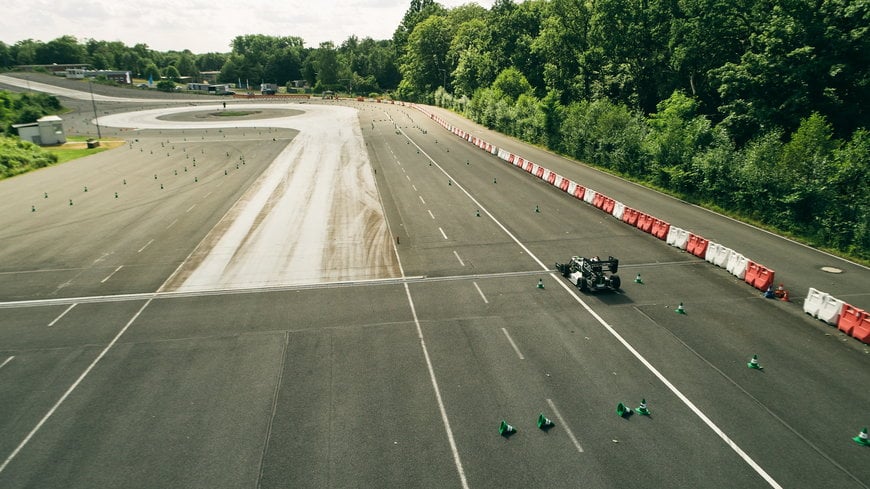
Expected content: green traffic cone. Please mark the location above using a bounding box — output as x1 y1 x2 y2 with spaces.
537 413 554 430
448 180 452 186
853 427 870 446
634 273 643 284
83 186 88 192
535 205 540 213
44 192 48 198
476 210 480 217
31 205 36 212
493 177 497 184
114 192 118 199
675 302 686 314
499 420 516 436
69 199 73 206
747 355 763 370
537 279 545 289
617 402 633 418
636 399 650 416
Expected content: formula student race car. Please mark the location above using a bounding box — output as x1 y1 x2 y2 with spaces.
555 255 621 292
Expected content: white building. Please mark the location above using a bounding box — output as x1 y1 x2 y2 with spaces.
12 115 66 146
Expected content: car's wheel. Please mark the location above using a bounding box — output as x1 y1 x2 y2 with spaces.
610 275 621 290
578 278 588 292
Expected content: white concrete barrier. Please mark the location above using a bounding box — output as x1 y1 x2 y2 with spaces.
713 245 730 268
666 226 689 250
584 189 596 204
612 201 625 220
567 181 577 195
705 241 720 264
818 295 845 325
803 287 828 318
726 251 748 279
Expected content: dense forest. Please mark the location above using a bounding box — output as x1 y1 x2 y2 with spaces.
0 0 867 259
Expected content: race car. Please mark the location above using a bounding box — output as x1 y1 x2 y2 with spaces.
555 255 621 292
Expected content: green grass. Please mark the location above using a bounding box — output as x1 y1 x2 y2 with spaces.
43 138 124 164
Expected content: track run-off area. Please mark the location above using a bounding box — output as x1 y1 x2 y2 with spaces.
0 75 868 489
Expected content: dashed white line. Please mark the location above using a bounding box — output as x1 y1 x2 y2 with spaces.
48 303 77 327
203 191 213 199
412 185 418 191
419 195 426 205
100 265 123 283
165 218 178 230
501 328 524 360
137 239 154 253
453 250 465 266
0 356 14 370
428 210 435 220
473 281 488 303
546 398 584 453
186 204 197 213
439 227 448 240
406 175 411 181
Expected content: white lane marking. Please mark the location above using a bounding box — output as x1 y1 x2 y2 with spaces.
100 265 123 283
186 204 197 213
406 175 411 181
0 298 153 475
419 195 426 205
453 250 465 266
501 328 524 360
403 284 469 489
48 303 77 327
412 185 418 191
546 398 584 453
203 191 213 199
137 239 154 253
215 180 224 188
439 227 448 240
0 356 14 370
165 218 178 230
473 281 488 304
401 129 783 489
428 210 435 220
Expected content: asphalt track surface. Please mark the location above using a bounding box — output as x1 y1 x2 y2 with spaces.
0 75 868 489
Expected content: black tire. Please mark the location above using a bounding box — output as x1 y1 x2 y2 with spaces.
578 278 589 292
609 275 621 290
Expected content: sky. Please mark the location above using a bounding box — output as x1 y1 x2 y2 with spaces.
3 0 495 54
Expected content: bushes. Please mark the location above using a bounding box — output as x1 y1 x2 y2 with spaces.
0 136 58 179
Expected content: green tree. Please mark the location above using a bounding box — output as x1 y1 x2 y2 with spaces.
163 65 181 82
143 62 161 82
491 67 532 101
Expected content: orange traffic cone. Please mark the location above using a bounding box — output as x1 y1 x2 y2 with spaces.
780 289 789 302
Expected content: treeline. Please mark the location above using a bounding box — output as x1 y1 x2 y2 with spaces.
397 0 868 260
0 34 399 94
0 91 62 179
1 0 866 258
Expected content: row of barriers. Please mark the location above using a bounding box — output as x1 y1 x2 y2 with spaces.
803 289 870 343
409 105 866 345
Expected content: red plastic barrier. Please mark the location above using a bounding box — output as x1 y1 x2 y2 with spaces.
573 184 586 200
547 172 557 184
652 220 670 240
625 208 639 226
524 161 533 172
687 234 709 258
593 193 604 209
603 198 615 214
508 154 515 164
515 157 524 167
744 261 759 286
637 213 653 233
754 266 775 291
838 304 867 336
535 166 545 178
559 178 570 192
850 313 870 344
